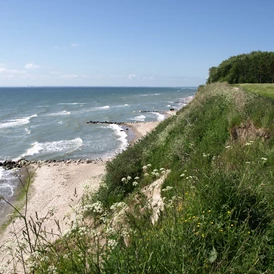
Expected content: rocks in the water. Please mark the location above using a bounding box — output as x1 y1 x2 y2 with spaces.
0 158 30 170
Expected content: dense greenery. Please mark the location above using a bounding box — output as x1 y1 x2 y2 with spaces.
207 51 274 84
5 83 274 273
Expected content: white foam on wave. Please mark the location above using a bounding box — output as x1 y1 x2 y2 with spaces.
58 102 86 105
108 124 128 152
47 110 71 116
0 168 17 198
95 105 110 110
129 115 146 122
21 137 83 157
151 112 165 121
25 128 31 135
0 114 37 129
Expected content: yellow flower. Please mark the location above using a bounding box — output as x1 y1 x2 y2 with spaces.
197 224 200 228
227 211 231 214
230 224 234 227
208 210 211 213
192 216 196 219
219 229 223 232
202 233 205 238
210 221 213 225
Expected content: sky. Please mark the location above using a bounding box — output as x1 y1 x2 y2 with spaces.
0 0 274 87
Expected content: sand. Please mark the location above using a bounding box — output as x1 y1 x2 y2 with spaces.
0 120 163 270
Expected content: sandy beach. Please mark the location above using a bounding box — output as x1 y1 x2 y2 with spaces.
0 120 161 270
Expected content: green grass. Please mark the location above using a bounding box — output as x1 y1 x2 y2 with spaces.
235 83 274 98
5 83 274 273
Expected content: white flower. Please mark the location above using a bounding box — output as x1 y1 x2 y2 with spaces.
261 157 267 161
142 165 147 170
180 173 185 177
127 176 132 180
134 176 140 180
121 177 127 182
147 164 152 167
132 181 138 186
162 186 173 192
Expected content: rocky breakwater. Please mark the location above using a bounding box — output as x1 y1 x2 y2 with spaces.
0 159 31 170
0 158 105 170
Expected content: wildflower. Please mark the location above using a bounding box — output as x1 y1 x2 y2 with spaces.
210 221 214 225
245 161 251 164
107 239 117 250
147 164 152 167
160 168 165 171
127 176 132 180
208 210 211 213
134 176 140 180
142 165 147 170
180 173 185 177
121 177 127 182
261 157 267 161
144 173 149 176
162 186 173 192
202 233 205 238
219 229 223 232
227 211 231 214
132 181 138 186
225 145 231 149
230 224 234 227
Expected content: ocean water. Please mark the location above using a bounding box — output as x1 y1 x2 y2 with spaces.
0 86 196 217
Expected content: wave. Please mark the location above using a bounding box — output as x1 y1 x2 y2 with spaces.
21 137 83 158
0 183 14 197
25 128 31 135
129 115 146 122
0 114 37 129
151 112 165 121
58 102 86 105
139 93 160 97
95 105 110 110
108 124 128 152
47 110 71 116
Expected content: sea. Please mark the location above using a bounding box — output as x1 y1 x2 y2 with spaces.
0 86 196 219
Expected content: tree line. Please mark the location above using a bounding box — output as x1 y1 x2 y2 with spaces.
207 51 274 84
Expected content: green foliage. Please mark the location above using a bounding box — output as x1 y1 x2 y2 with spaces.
207 51 274 84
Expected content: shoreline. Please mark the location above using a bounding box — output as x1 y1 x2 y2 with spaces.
0 119 168 263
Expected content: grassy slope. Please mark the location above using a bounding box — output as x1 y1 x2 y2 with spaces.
98 82 274 273
27 83 274 273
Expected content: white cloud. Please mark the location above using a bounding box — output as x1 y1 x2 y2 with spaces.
0 67 26 74
25 63 39 69
70 43 78 47
128 74 137 80
50 70 61 75
61 74 78 78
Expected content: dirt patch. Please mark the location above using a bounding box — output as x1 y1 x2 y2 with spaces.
230 121 270 142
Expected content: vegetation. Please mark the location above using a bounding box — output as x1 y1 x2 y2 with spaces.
207 51 274 84
235 83 274 99
2 82 274 273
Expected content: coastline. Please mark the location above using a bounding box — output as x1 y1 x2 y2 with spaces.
0 119 167 267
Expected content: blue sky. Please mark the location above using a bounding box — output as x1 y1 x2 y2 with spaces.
0 0 273 87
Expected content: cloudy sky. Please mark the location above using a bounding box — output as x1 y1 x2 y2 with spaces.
0 0 273 87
